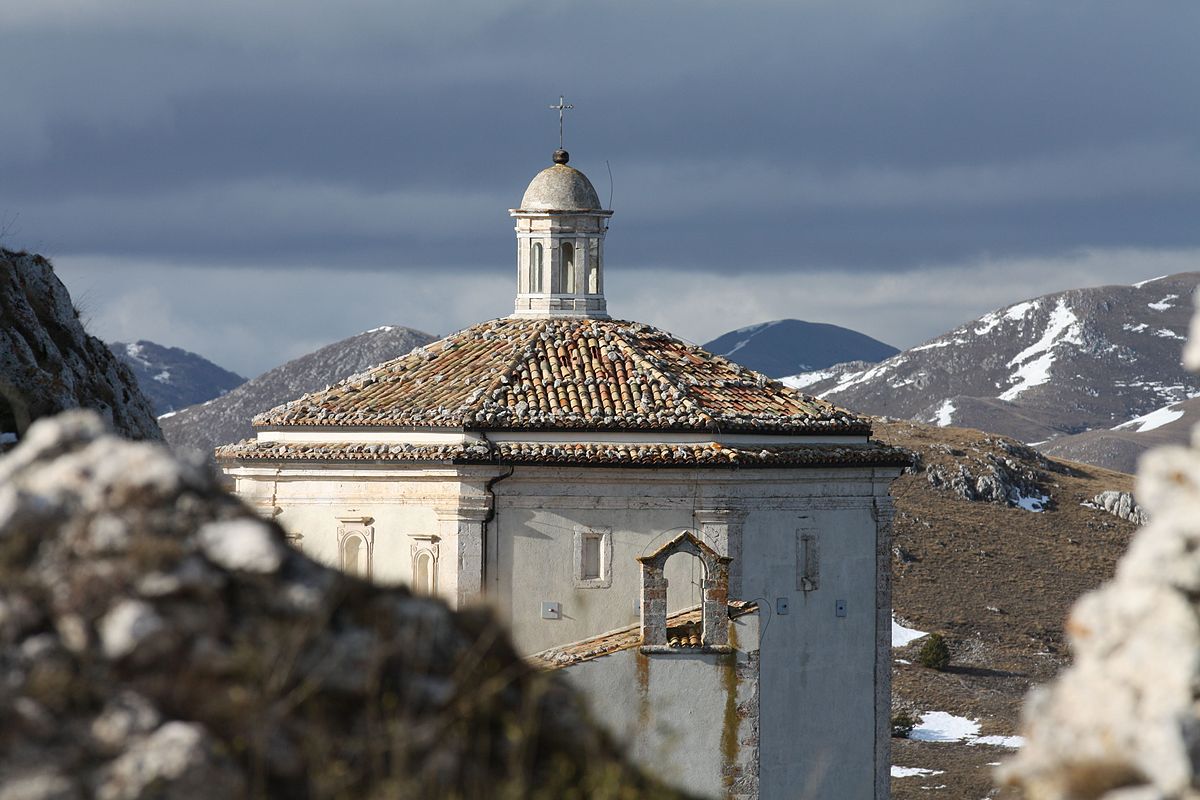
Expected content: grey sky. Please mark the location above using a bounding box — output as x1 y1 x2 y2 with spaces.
3 1 1198 376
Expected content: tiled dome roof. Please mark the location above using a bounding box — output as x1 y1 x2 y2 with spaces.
252 317 871 436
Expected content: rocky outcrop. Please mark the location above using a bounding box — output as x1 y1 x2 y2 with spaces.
925 446 1048 509
1001 297 1200 799
0 411 686 800
0 250 160 444
1082 490 1149 526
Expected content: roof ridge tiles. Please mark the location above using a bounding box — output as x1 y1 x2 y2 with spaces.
608 322 716 430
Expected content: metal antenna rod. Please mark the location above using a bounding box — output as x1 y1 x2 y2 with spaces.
549 95 574 150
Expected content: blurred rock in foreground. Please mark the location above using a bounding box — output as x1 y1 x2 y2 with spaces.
1001 293 1200 799
0 411 685 800
0 250 160 444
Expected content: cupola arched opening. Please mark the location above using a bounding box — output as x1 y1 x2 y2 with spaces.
530 242 544 293
586 239 600 294
559 242 575 293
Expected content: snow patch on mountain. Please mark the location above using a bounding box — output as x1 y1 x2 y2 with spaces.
1148 294 1179 311
932 400 956 427
1114 403 1186 433
1005 300 1039 321
911 338 963 352
1016 491 1050 512
1153 328 1186 341
827 358 906 396
998 298 1082 401
782 368 837 390
1133 275 1169 288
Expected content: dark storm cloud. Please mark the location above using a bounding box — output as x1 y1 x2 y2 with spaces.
3 0 1198 273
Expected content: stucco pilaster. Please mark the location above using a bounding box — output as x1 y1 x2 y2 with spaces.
872 490 897 800
435 496 492 608
694 509 747 599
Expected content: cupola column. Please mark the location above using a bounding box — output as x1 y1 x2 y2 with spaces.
510 149 613 319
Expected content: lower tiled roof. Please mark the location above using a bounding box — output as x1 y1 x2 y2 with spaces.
528 602 759 671
215 438 911 469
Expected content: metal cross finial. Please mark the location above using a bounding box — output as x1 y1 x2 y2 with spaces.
549 95 574 150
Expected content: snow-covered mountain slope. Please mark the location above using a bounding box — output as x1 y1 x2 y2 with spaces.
703 319 898 377
110 340 245 416
161 325 435 461
1040 395 1200 474
784 273 1200 445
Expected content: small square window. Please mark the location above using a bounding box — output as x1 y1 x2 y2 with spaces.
573 526 612 588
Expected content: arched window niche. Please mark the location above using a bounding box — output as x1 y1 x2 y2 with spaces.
559 242 575 293
638 530 733 654
530 242 544 293
336 515 374 580
410 535 440 596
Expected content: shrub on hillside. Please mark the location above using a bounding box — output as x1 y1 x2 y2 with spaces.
918 633 951 670
891 710 917 738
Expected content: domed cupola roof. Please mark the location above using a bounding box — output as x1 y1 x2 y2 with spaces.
517 150 603 212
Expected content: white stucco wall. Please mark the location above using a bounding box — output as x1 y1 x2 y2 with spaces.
487 465 895 799
230 469 463 598
227 459 898 799
559 614 760 799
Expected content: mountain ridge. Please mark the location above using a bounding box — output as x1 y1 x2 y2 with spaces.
110 339 246 416
784 273 1200 453
162 324 436 461
703 318 898 377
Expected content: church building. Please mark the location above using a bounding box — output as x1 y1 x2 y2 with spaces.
218 138 907 799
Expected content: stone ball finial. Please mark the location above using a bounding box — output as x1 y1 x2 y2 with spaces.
552 149 570 165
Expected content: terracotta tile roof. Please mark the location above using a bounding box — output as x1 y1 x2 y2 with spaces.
666 621 703 649
214 437 911 469
528 602 759 671
251 317 870 435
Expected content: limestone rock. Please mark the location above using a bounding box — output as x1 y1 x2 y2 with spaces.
0 410 685 799
1001 294 1200 799
1084 490 1149 525
0 250 160 445
97 722 243 800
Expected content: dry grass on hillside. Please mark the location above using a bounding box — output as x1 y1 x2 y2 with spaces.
874 419 1137 799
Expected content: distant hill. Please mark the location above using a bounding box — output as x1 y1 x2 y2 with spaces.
702 319 898 377
110 340 246 416
1039 395 1200 474
161 325 435 461
784 274 1200 445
